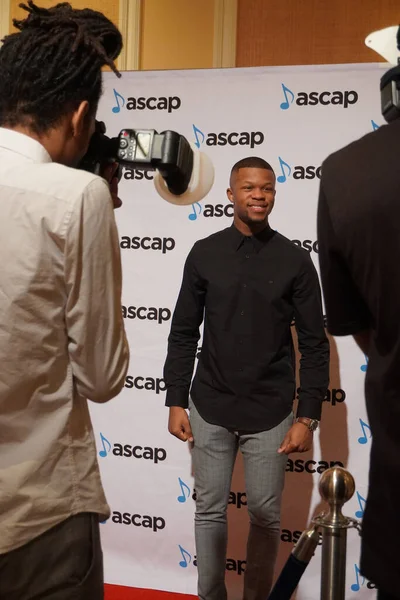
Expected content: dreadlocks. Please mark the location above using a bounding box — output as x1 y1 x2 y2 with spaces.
0 1 123 133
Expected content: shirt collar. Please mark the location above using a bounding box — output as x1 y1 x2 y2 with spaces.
229 223 275 252
0 127 52 164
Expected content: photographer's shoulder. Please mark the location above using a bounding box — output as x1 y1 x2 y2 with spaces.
39 162 110 207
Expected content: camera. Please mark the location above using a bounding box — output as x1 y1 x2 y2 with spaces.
365 25 400 123
79 120 194 196
380 62 400 123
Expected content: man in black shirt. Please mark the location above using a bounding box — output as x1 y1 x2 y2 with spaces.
317 71 400 599
164 156 329 600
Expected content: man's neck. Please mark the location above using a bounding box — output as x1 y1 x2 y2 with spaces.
3 123 65 163
233 217 269 236
4 124 41 142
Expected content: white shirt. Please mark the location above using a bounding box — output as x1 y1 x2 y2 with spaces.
0 128 129 553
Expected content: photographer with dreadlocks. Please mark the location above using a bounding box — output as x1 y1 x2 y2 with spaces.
0 2 129 598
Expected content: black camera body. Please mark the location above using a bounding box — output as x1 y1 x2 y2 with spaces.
380 63 400 123
380 26 400 123
79 121 194 195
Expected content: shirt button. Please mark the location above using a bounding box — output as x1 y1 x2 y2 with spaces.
240 310 244 316
243 283 247 288
245 254 250 259
239 367 243 372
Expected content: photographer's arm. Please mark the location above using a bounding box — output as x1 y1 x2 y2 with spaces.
317 181 372 348
64 178 129 403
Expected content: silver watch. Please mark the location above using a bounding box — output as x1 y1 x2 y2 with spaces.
296 417 319 432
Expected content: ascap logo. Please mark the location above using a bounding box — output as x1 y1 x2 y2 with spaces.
178 478 247 509
281 528 322 545
125 375 166 395
193 124 264 149
280 84 358 110
291 238 319 253
112 444 167 462
354 490 366 519
120 236 175 253
98 433 167 464
123 169 154 181
203 203 234 218
126 96 181 112
111 89 181 114
187 203 233 221
276 157 321 183
122 305 171 324
357 418 371 445
178 546 246 574
111 511 166 532
351 564 376 591
286 459 344 474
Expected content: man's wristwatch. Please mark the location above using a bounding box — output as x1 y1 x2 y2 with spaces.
296 417 319 432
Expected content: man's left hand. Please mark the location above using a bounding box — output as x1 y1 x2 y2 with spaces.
278 423 313 455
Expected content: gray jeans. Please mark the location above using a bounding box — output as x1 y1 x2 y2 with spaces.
0 513 103 600
189 400 292 600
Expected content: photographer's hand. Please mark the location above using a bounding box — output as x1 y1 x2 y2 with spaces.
101 162 122 209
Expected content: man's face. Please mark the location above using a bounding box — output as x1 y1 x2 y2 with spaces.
227 167 276 226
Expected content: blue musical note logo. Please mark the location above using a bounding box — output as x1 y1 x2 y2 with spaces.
280 83 295 110
360 355 368 372
371 120 380 131
112 89 125 114
351 563 365 591
355 491 366 519
98 432 112 458
177 477 191 503
178 545 192 568
193 124 205 148
277 156 292 183
358 419 372 445
188 202 202 221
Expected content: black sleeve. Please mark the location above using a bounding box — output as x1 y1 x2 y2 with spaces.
163 244 206 408
317 181 371 336
292 253 330 420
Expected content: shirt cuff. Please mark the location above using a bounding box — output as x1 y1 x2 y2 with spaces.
165 388 189 408
296 397 323 421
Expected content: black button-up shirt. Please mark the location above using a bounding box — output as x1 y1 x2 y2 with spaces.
164 224 329 431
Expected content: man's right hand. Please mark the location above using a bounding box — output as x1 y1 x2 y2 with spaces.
168 406 194 443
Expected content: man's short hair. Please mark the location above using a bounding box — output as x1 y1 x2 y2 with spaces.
230 157 275 182
0 1 123 134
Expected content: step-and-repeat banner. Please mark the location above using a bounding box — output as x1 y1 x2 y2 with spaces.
89 63 387 599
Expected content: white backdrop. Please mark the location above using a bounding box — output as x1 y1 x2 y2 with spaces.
88 63 387 599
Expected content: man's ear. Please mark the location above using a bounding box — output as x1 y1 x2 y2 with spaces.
227 187 234 203
71 101 90 138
